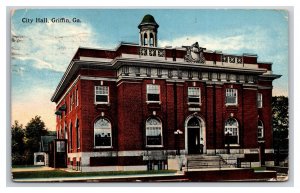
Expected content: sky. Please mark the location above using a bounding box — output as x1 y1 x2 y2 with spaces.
11 9 289 131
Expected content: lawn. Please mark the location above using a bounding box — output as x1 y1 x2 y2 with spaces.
12 169 177 179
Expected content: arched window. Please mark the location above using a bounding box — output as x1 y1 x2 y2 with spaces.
76 119 80 149
149 33 154 46
146 118 163 146
64 122 68 140
69 122 73 150
224 118 239 145
94 118 112 147
258 120 264 139
144 33 148 46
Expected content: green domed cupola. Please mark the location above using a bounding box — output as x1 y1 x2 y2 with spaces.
138 14 159 47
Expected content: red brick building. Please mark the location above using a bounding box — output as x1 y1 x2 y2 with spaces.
51 14 280 172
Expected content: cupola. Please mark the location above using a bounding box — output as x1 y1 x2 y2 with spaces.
138 14 159 47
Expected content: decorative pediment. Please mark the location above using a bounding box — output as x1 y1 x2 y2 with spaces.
184 42 206 64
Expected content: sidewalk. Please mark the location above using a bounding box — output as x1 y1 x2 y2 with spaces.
12 166 55 172
13 172 185 182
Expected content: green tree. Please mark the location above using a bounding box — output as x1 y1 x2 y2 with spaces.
272 96 289 166
24 116 49 164
11 121 25 165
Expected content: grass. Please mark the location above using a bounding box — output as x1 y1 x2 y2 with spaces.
12 169 177 179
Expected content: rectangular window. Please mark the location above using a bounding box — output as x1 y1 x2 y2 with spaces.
56 141 66 152
95 86 109 104
257 93 263 108
225 128 238 144
226 88 238 105
76 89 78 107
95 128 111 147
70 94 73 111
69 123 73 150
76 120 80 149
147 84 160 102
146 127 162 146
188 87 201 104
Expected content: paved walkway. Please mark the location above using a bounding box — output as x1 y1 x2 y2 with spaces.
13 172 185 182
12 166 55 172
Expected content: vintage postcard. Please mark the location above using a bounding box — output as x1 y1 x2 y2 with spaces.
11 9 289 182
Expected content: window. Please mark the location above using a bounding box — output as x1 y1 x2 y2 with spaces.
76 119 80 149
146 118 163 146
257 93 263 108
94 118 112 147
150 33 154 46
70 94 73 111
64 122 68 140
95 86 109 104
188 87 201 104
147 84 160 102
69 122 73 150
258 120 264 139
224 118 239 145
75 89 79 107
56 141 66 152
144 33 148 46
226 88 238 105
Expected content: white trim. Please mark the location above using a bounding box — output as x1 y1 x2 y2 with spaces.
94 86 110 104
145 117 163 147
80 56 113 62
94 118 112 148
224 118 239 145
56 74 80 105
80 76 117 82
265 149 274 154
184 115 206 154
225 88 238 105
146 84 161 103
187 87 201 105
258 120 264 139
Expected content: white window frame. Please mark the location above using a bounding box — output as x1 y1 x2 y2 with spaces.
257 93 263 108
76 89 79 107
70 94 73 111
95 86 109 104
188 87 201 105
94 118 112 148
146 118 163 147
76 118 80 149
146 84 160 103
224 118 239 145
258 120 264 139
69 122 73 150
225 88 238 105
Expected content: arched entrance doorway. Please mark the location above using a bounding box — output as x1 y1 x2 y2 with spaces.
185 116 205 154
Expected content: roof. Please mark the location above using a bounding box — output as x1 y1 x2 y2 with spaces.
40 135 56 152
138 14 159 29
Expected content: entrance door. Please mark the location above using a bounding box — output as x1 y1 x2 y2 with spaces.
187 117 202 154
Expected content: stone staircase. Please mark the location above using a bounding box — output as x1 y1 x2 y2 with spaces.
186 155 233 171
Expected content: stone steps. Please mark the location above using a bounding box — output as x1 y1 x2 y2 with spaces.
186 155 233 170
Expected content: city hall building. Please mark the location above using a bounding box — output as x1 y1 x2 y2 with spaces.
51 15 280 172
